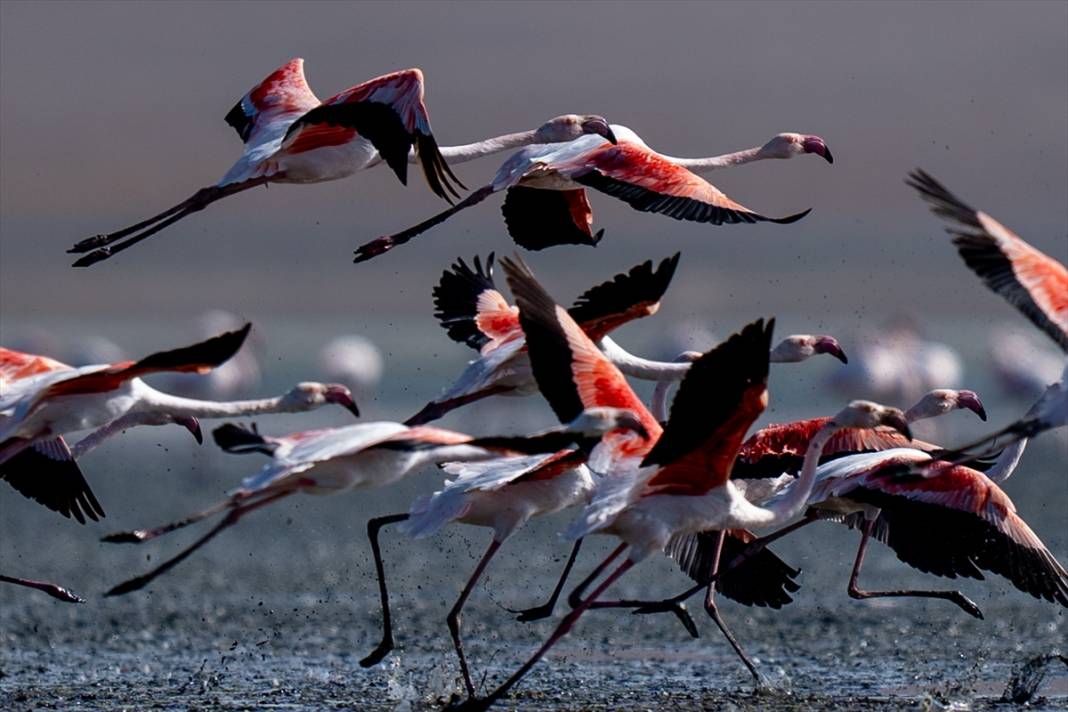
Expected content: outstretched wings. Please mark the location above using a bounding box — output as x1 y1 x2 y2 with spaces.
281 68 464 202
501 187 602 250
641 319 773 496
908 169 1068 352
224 57 320 147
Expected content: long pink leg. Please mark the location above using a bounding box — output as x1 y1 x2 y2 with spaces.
0 574 83 603
449 538 503 698
404 385 514 426
353 185 495 264
359 513 412 668
460 552 637 710
699 531 764 682
847 518 983 619
104 490 293 596
101 496 239 543
508 539 583 622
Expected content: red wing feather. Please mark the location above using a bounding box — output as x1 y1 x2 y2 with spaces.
224 58 320 145
0 349 71 384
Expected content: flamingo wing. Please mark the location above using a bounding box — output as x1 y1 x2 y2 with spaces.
501 256 661 463
280 68 463 202
563 142 811 226
908 170 1068 351
848 457 1068 606
733 418 939 481
640 319 773 497
567 252 681 342
666 530 801 608
224 58 320 147
0 437 105 523
0 348 72 384
432 253 519 350
501 187 603 250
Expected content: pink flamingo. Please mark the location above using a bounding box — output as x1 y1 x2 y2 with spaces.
99 407 646 600
354 126 832 262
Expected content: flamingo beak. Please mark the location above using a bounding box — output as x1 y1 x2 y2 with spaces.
618 411 651 440
814 336 848 364
583 116 618 145
325 386 360 418
802 136 833 164
177 416 203 445
957 390 987 421
881 410 912 441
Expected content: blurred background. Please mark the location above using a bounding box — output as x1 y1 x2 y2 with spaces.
1 1 1066 705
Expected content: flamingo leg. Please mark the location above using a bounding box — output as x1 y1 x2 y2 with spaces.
847 517 984 619
101 496 238 544
721 511 821 574
699 532 764 683
508 538 583 622
566 542 626 609
458 552 636 710
0 574 83 603
103 489 292 597
70 178 269 267
448 538 503 698
404 385 515 426
353 185 495 264
359 513 411 668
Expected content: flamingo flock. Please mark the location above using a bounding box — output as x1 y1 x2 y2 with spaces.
2 56 1064 709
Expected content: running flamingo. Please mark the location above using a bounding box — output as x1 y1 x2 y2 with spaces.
354 127 832 262
0 325 358 468
455 258 908 708
100 407 646 597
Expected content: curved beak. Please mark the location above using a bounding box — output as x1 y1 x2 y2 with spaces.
957 390 987 421
881 409 912 441
802 136 833 164
325 387 360 418
583 116 618 145
177 416 203 445
815 336 848 364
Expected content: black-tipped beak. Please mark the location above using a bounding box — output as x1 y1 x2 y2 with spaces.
958 390 987 421
603 126 619 145
883 411 912 440
583 117 617 145
326 388 360 418
180 417 203 445
803 137 833 164
619 413 650 440
816 337 848 364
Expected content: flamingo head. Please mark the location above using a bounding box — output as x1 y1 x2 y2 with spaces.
770 334 848 363
760 133 834 164
907 389 987 422
568 407 650 440
534 115 618 145
834 401 912 440
286 382 360 417
173 416 203 444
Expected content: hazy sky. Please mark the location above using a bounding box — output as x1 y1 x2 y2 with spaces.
1 1 1065 324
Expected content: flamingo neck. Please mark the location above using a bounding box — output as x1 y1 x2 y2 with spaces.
70 412 168 458
598 337 690 382
135 386 296 419
739 423 837 527
433 130 540 165
984 437 1029 484
661 146 764 173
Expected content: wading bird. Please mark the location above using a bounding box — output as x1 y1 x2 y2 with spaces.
100 408 646 598
68 57 620 267
354 127 832 262
0 325 358 469
455 259 909 709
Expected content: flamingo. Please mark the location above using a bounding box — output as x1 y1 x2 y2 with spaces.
353 127 832 262
99 407 646 598
66 57 624 267
454 257 909 709
649 387 989 621
906 170 1067 466
406 252 681 425
0 325 359 467
408 252 845 425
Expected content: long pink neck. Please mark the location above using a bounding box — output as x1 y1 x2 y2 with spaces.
422 130 540 165
659 146 764 173
134 386 303 419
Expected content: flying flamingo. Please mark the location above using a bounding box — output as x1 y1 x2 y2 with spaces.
99 407 646 598
406 252 681 424
648 387 988 623
353 127 832 262
67 58 623 267
906 170 1067 465
455 258 909 709
0 325 359 469
408 252 845 425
